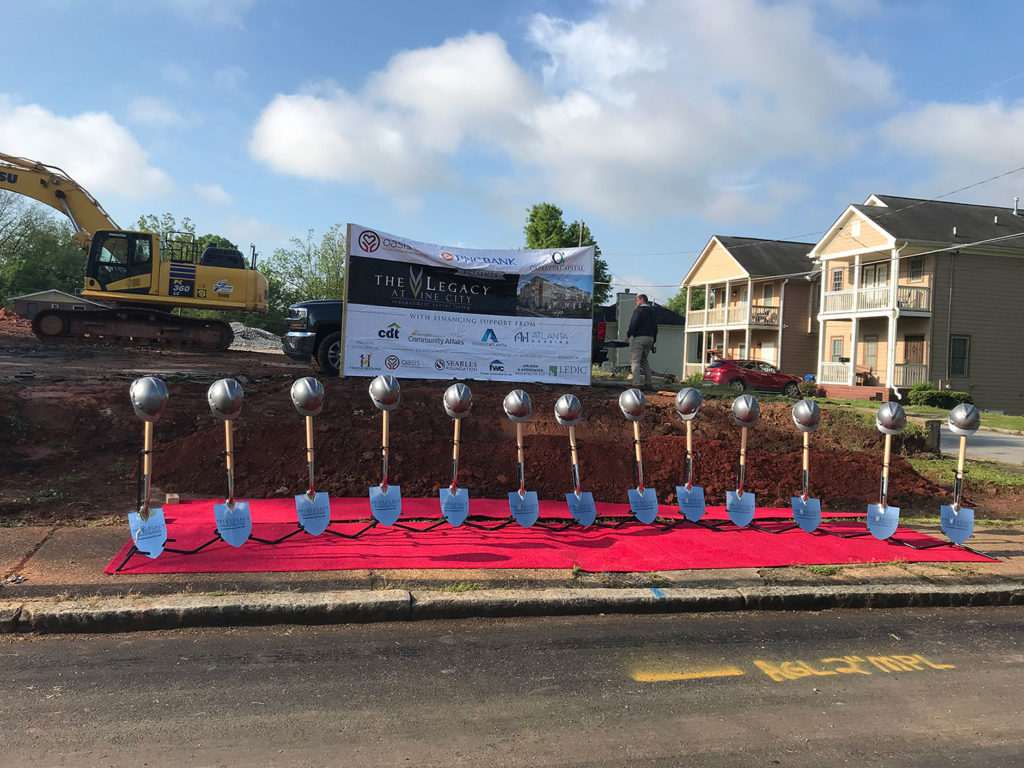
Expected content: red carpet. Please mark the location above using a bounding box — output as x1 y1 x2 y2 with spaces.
106 497 992 575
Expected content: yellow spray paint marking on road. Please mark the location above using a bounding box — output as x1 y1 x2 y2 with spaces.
632 652 954 684
632 667 745 683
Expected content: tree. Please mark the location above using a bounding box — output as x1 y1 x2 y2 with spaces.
260 223 347 314
524 202 612 307
666 286 706 317
0 192 86 302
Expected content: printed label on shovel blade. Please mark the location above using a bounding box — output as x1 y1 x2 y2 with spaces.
941 505 974 545
725 491 755 527
214 500 252 548
508 491 539 528
790 496 822 533
867 503 900 540
369 485 402 526
440 487 470 527
566 491 597 527
295 492 331 536
127 508 167 559
675 485 706 522
627 488 659 525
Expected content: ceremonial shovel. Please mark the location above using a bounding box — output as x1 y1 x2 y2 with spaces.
126 377 169 558
868 401 906 540
504 389 539 528
209 378 252 547
790 399 823 533
620 388 658 524
555 394 596 526
291 377 330 536
440 383 473 526
368 375 402 526
941 403 980 544
726 394 760 527
673 387 706 522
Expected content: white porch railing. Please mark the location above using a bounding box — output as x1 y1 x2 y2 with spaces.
727 306 748 324
822 291 855 313
687 303 781 327
893 363 928 387
687 312 706 329
820 362 851 384
897 286 931 311
748 302 780 325
857 286 889 310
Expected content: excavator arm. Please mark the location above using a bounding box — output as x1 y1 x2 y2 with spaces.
0 151 119 249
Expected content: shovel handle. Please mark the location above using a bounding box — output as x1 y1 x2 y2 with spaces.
801 431 809 499
879 432 892 507
569 425 581 494
380 410 390 488
516 422 526 494
138 421 154 517
685 421 694 488
305 415 316 495
953 435 967 510
224 420 235 505
451 419 461 490
736 426 748 494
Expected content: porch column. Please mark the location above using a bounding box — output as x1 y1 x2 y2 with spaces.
776 279 787 367
816 317 826 385
848 316 859 386
703 330 708 372
704 282 710 326
746 277 753 323
852 254 862 311
724 280 731 327
885 312 898 391
682 284 691 375
745 327 752 361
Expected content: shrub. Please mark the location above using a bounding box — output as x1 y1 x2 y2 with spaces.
907 381 936 406
684 371 704 387
908 381 973 409
797 380 822 398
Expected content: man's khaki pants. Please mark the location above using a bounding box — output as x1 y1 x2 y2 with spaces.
629 336 655 389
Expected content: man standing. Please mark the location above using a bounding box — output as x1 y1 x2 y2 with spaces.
625 293 658 391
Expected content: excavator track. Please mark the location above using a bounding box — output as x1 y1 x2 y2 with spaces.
32 307 234 351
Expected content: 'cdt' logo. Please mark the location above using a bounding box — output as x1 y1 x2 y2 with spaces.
551 252 565 264
481 329 499 343
385 355 400 370
378 323 400 339
359 230 381 253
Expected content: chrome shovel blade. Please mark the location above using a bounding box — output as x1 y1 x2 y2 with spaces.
508 491 540 528
725 491 756 527
369 485 402 526
214 500 252 548
295 492 331 536
675 485 706 522
127 508 167 559
866 503 900 540
439 487 470 527
790 496 822 533
940 505 975 545
565 491 597 527
627 487 659 525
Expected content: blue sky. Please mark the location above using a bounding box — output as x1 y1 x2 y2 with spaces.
4 0 1024 304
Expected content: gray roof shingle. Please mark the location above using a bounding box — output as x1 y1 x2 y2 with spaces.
714 236 815 277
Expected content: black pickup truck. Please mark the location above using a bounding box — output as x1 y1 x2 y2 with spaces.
282 299 609 376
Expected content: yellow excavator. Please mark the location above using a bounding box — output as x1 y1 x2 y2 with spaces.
0 151 269 350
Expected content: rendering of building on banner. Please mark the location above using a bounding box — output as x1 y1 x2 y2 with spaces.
341 224 595 385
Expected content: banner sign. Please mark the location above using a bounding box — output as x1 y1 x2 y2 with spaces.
343 224 595 385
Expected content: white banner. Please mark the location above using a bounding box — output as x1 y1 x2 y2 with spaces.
343 225 595 385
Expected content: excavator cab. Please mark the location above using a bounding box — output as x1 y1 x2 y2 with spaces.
86 231 155 293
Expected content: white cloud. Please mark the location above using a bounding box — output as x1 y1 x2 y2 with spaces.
249 1 894 222
881 100 1024 205
0 96 172 198
218 216 290 253
195 184 231 205
128 97 180 125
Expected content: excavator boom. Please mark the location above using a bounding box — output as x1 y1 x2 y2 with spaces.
0 152 119 249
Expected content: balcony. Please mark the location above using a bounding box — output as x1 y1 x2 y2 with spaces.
686 302 780 329
820 361 850 384
822 285 931 315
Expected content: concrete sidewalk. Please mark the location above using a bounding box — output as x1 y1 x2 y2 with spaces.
2 522 1023 633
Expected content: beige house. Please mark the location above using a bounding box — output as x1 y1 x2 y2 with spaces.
8 289 105 319
811 194 1024 413
680 236 819 380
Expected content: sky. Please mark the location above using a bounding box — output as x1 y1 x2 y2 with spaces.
3 0 1024 305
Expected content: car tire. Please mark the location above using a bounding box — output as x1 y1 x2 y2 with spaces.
316 331 342 376
783 381 801 399
728 378 746 392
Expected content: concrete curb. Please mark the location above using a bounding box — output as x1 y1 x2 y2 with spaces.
4 582 1023 633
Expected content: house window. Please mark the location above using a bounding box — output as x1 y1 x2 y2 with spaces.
909 256 924 282
864 336 878 370
862 263 889 288
831 269 843 292
830 337 844 362
851 220 861 238
762 283 774 303
950 335 970 377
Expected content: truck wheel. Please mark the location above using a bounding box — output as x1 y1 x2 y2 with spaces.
316 331 342 376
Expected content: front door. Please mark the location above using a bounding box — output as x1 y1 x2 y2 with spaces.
905 335 925 365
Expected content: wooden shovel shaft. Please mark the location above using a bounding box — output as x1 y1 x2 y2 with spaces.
381 410 390 487
516 422 525 492
140 420 154 514
451 419 461 489
569 425 581 494
953 435 967 509
305 415 316 495
801 431 809 498
737 426 748 493
879 432 892 506
685 421 693 488
632 421 644 491
224 420 235 504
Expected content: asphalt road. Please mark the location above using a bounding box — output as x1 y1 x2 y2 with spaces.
941 424 1024 465
2 607 1022 767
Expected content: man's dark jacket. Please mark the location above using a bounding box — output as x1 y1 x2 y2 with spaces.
626 303 658 342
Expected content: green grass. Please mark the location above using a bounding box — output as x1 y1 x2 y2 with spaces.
907 457 1024 488
441 581 483 593
807 564 840 576
813 397 1024 431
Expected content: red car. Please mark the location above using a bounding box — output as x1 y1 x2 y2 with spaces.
703 359 802 398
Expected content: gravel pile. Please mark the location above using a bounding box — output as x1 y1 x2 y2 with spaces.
229 322 283 351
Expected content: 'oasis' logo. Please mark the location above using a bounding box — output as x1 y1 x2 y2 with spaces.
358 230 381 253
0 172 18 184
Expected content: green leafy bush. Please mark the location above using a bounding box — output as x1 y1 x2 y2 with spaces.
907 381 972 409
685 371 704 387
797 380 822 398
